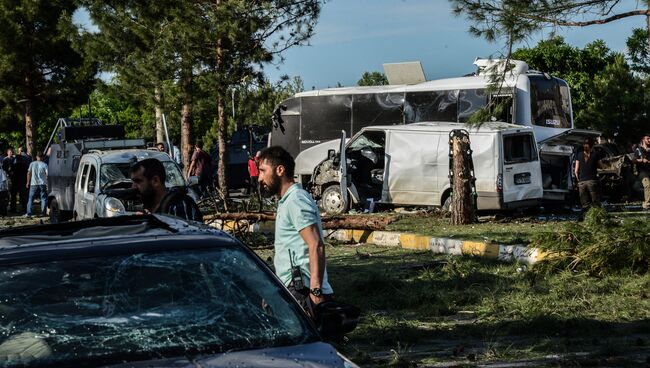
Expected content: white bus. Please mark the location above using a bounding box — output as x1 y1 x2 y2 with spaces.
271 59 599 202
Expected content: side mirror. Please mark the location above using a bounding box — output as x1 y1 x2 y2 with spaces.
332 154 340 166
327 149 336 160
314 301 360 340
87 181 96 193
187 176 199 186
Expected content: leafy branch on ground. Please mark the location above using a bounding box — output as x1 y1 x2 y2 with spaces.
531 207 650 276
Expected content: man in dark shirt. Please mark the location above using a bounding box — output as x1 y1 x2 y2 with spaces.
633 133 650 210
130 158 203 222
3 147 28 214
574 138 604 209
186 140 213 196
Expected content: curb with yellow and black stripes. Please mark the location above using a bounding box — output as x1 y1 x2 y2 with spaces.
324 229 548 265
209 220 547 265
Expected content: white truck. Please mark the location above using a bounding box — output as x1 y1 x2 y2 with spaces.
47 119 196 222
309 121 543 214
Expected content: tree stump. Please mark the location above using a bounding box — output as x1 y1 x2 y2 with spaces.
451 134 474 225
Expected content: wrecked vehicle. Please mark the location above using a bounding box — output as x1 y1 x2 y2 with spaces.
0 215 359 368
309 122 544 215
73 149 195 220
46 118 197 222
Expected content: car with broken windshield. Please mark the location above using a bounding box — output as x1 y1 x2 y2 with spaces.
0 215 358 367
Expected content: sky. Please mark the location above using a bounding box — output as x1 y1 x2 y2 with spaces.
73 0 648 90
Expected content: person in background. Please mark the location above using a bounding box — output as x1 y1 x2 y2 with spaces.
156 142 166 153
633 133 650 211
574 137 604 210
187 140 213 196
18 147 31 165
0 163 8 216
257 146 333 314
130 158 203 221
25 152 48 218
171 139 182 167
4 147 28 214
247 151 260 197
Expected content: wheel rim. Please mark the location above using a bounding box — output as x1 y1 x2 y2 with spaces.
323 188 345 213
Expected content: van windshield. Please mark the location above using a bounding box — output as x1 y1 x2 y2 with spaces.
529 75 571 128
100 162 186 190
503 134 538 164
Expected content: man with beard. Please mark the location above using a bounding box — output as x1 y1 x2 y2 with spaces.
257 146 333 313
130 158 203 221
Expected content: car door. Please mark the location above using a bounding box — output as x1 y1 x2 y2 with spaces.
74 163 90 219
82 164 98 219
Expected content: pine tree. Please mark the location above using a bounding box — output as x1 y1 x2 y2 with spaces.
0 1 96 155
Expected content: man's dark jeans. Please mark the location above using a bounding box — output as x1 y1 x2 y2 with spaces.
578 179 601 208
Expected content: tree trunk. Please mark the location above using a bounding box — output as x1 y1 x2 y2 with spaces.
215 1 229 197
202 212 401 230
154 86 164 144
647 11 649 50
217 93 228 196
24 98 34 156
180 71 193 171
450 135 474 225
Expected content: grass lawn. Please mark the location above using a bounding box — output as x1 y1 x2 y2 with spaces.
385 211 647 245
256 242 650 367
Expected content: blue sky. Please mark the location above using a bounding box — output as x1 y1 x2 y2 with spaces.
263 0 648 89
74 0 648 90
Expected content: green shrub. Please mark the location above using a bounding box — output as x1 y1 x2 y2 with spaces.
531 208 650 276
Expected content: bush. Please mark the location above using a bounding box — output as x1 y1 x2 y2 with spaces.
531 207 650 276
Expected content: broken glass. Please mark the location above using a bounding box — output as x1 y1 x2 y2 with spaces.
0 246 316 367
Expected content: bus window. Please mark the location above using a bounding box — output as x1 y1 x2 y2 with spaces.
529 75 571 128
352 93 404 131
301 95 352 146
458 89 487 123
404 90 458 123
489 94 514 124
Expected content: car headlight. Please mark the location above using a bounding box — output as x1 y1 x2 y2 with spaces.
105 197 126 213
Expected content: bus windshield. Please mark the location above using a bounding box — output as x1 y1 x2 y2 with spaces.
529 75 571 129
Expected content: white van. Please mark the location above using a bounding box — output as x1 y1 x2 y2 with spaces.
308 122 543 214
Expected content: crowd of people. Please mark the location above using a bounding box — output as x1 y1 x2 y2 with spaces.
0 147 49 217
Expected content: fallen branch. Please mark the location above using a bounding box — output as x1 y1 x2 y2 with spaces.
203 212 400 230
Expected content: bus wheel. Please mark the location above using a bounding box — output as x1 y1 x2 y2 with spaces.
321 185 348 215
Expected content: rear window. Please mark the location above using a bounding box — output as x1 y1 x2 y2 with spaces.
503 134 538 164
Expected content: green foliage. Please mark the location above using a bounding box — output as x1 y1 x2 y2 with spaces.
357 71 388 86
0 1 97 151
627 28 650 75
532 207 650 276
512 37 649 144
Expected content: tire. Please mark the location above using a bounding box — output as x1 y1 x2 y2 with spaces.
49 199 62 224
442 193 452 213
320 185 349 215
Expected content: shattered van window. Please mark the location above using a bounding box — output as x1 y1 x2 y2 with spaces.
100 163 186 190
0 247 316 367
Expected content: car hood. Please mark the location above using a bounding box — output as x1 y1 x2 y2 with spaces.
104 342 352 368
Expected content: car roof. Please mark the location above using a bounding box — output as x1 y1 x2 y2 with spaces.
0 215 240 265
84 149 173 164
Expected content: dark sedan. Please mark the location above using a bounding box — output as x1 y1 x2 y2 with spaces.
0 215 358 367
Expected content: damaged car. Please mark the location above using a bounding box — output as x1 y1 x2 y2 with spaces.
0 215 359 368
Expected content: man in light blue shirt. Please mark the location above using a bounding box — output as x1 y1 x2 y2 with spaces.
25 152 48 217
258 146 333 312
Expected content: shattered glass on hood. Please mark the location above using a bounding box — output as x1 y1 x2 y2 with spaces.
0 247 317 367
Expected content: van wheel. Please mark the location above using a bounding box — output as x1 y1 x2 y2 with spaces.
442 194 452 213
49 199 62 224
320 185 348 215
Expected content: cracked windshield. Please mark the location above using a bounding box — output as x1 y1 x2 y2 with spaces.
0 247 316 367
